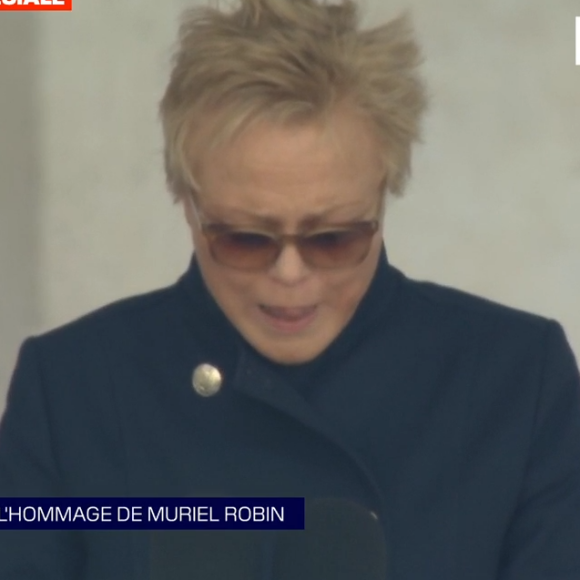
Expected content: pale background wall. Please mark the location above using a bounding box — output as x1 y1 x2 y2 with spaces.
1 0 579 410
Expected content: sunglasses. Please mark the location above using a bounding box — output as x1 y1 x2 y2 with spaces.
199 220 380 271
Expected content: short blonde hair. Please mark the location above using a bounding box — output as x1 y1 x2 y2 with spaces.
160 0 428 202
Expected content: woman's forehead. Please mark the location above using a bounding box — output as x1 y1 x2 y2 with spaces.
200 198 379 224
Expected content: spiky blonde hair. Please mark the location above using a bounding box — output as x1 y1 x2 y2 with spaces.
160 0 427 201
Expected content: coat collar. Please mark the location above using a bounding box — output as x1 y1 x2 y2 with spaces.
176 242 401 388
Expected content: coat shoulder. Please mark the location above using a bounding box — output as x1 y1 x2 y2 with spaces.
32 281 182 351
396 270 555 341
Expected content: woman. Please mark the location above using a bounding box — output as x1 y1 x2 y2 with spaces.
1 0 579 578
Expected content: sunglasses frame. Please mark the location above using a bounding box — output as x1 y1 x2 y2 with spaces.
202 221 380 271
186 194 382 271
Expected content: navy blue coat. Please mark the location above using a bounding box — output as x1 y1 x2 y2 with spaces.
1 247 580 579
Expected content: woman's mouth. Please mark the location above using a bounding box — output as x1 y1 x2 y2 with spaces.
258 305 318 333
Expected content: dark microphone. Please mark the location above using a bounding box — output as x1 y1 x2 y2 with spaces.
149 498 387 580
274 498 387 580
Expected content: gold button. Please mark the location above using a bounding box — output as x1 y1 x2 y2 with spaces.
192 364 223 397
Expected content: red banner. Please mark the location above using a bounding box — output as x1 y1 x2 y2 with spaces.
0 0 71 10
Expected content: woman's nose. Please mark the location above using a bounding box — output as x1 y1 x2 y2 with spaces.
267 242 311 284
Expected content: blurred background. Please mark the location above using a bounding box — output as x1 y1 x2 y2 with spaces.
1 0 579 410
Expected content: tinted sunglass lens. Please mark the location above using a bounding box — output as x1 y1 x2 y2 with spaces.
301 229 373 268
212 232 279 269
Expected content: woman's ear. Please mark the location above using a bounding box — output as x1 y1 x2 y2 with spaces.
183 195 196 229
